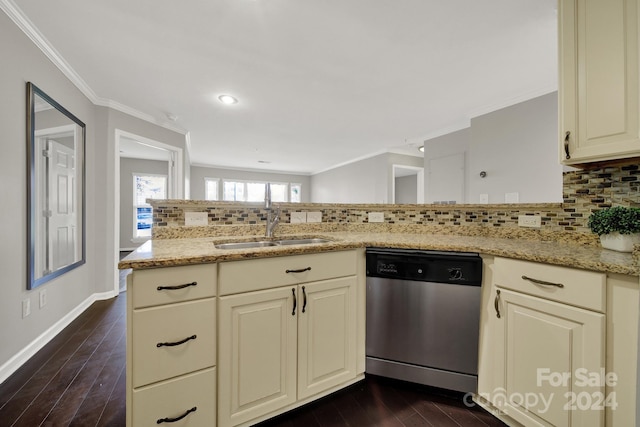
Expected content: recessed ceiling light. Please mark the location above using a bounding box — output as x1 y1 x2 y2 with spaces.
418 146 425 152
218 95 238 105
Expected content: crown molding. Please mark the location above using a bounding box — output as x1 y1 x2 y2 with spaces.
1 0 187 136
1 0 97 101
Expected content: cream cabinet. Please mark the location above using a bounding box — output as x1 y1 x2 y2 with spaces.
476 257 638 427
217 250 362 427
559 0 640 165
496 289 605 427
126 263 217 427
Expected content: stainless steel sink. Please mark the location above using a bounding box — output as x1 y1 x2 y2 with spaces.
214 237 332 249
214 241 279 250
276 238 332 245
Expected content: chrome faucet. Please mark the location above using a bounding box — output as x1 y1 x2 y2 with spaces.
265 183 280 238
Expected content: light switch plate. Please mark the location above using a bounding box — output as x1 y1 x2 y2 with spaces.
307 212 322 223
368 212 384 223
505 192 519 203
290 212 307 224
185 211 208 226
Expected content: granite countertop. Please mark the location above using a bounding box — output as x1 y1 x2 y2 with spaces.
119 231 639 276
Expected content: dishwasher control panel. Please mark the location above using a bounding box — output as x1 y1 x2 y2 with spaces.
366 248 482 286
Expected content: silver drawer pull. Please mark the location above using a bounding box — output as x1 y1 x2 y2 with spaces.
522 275 564 288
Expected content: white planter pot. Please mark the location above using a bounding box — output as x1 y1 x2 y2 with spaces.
599 232 640 252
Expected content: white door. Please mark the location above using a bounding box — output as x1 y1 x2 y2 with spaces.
47 139 77 271
427 152 465 204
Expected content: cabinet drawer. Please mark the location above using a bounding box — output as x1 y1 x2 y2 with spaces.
494 257 605 312
219 250 357 295
132 367 216 427
132 298 216 387
132 264 216 309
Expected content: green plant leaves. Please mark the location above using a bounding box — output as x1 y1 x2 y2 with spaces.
587 206 640 235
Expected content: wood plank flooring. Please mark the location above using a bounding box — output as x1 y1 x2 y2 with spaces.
0 295 126 426
0 289 505 427
257 375 506 427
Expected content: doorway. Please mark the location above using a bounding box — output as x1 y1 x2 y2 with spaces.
392 165 424 204
113 130 183 294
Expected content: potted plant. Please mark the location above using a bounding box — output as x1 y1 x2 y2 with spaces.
587 206 640 252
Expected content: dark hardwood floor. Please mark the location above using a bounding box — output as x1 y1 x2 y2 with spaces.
0 294 126 426
0 287 505 427
257 376 505 427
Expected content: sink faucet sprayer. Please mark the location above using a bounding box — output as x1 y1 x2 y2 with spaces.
265 183 280 238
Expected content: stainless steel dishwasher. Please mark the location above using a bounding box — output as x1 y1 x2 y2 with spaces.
365 248 483 393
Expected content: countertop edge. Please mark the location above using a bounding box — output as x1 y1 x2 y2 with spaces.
119 233 639 277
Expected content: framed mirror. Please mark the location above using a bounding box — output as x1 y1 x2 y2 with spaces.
27 82 86 289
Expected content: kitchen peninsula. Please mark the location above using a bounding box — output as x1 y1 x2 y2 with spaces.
120 197 640 427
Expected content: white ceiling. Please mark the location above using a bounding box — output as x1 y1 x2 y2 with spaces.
9 0 558 175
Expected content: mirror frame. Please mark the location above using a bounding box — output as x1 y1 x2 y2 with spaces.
27 82 86 289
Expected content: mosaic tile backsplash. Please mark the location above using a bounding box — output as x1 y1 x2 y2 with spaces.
151 162 640 242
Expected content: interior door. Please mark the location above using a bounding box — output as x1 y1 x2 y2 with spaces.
427 152 465 204
47 139 77 271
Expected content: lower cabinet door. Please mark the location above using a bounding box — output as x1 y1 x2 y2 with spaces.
132 367 216 427
218 287 297 427
297 277 357 399
498 289 605 427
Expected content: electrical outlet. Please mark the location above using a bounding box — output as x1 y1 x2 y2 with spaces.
290 212 307 224
368 212 384 223
39 289 47 308
518 215 542 228
22 299 31 318
307 212 322 223
184 211 208 226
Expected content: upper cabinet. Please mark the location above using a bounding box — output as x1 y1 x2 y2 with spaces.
559 0 640 165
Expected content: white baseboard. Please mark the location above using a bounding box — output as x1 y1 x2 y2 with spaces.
0 290 118 384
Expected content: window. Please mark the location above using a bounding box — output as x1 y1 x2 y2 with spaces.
221 180 301 202
290 183 301 203
205 178 219 200
133 173 167 239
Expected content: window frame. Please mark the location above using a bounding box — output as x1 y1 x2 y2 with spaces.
204 177 220 201
221 179 301 203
